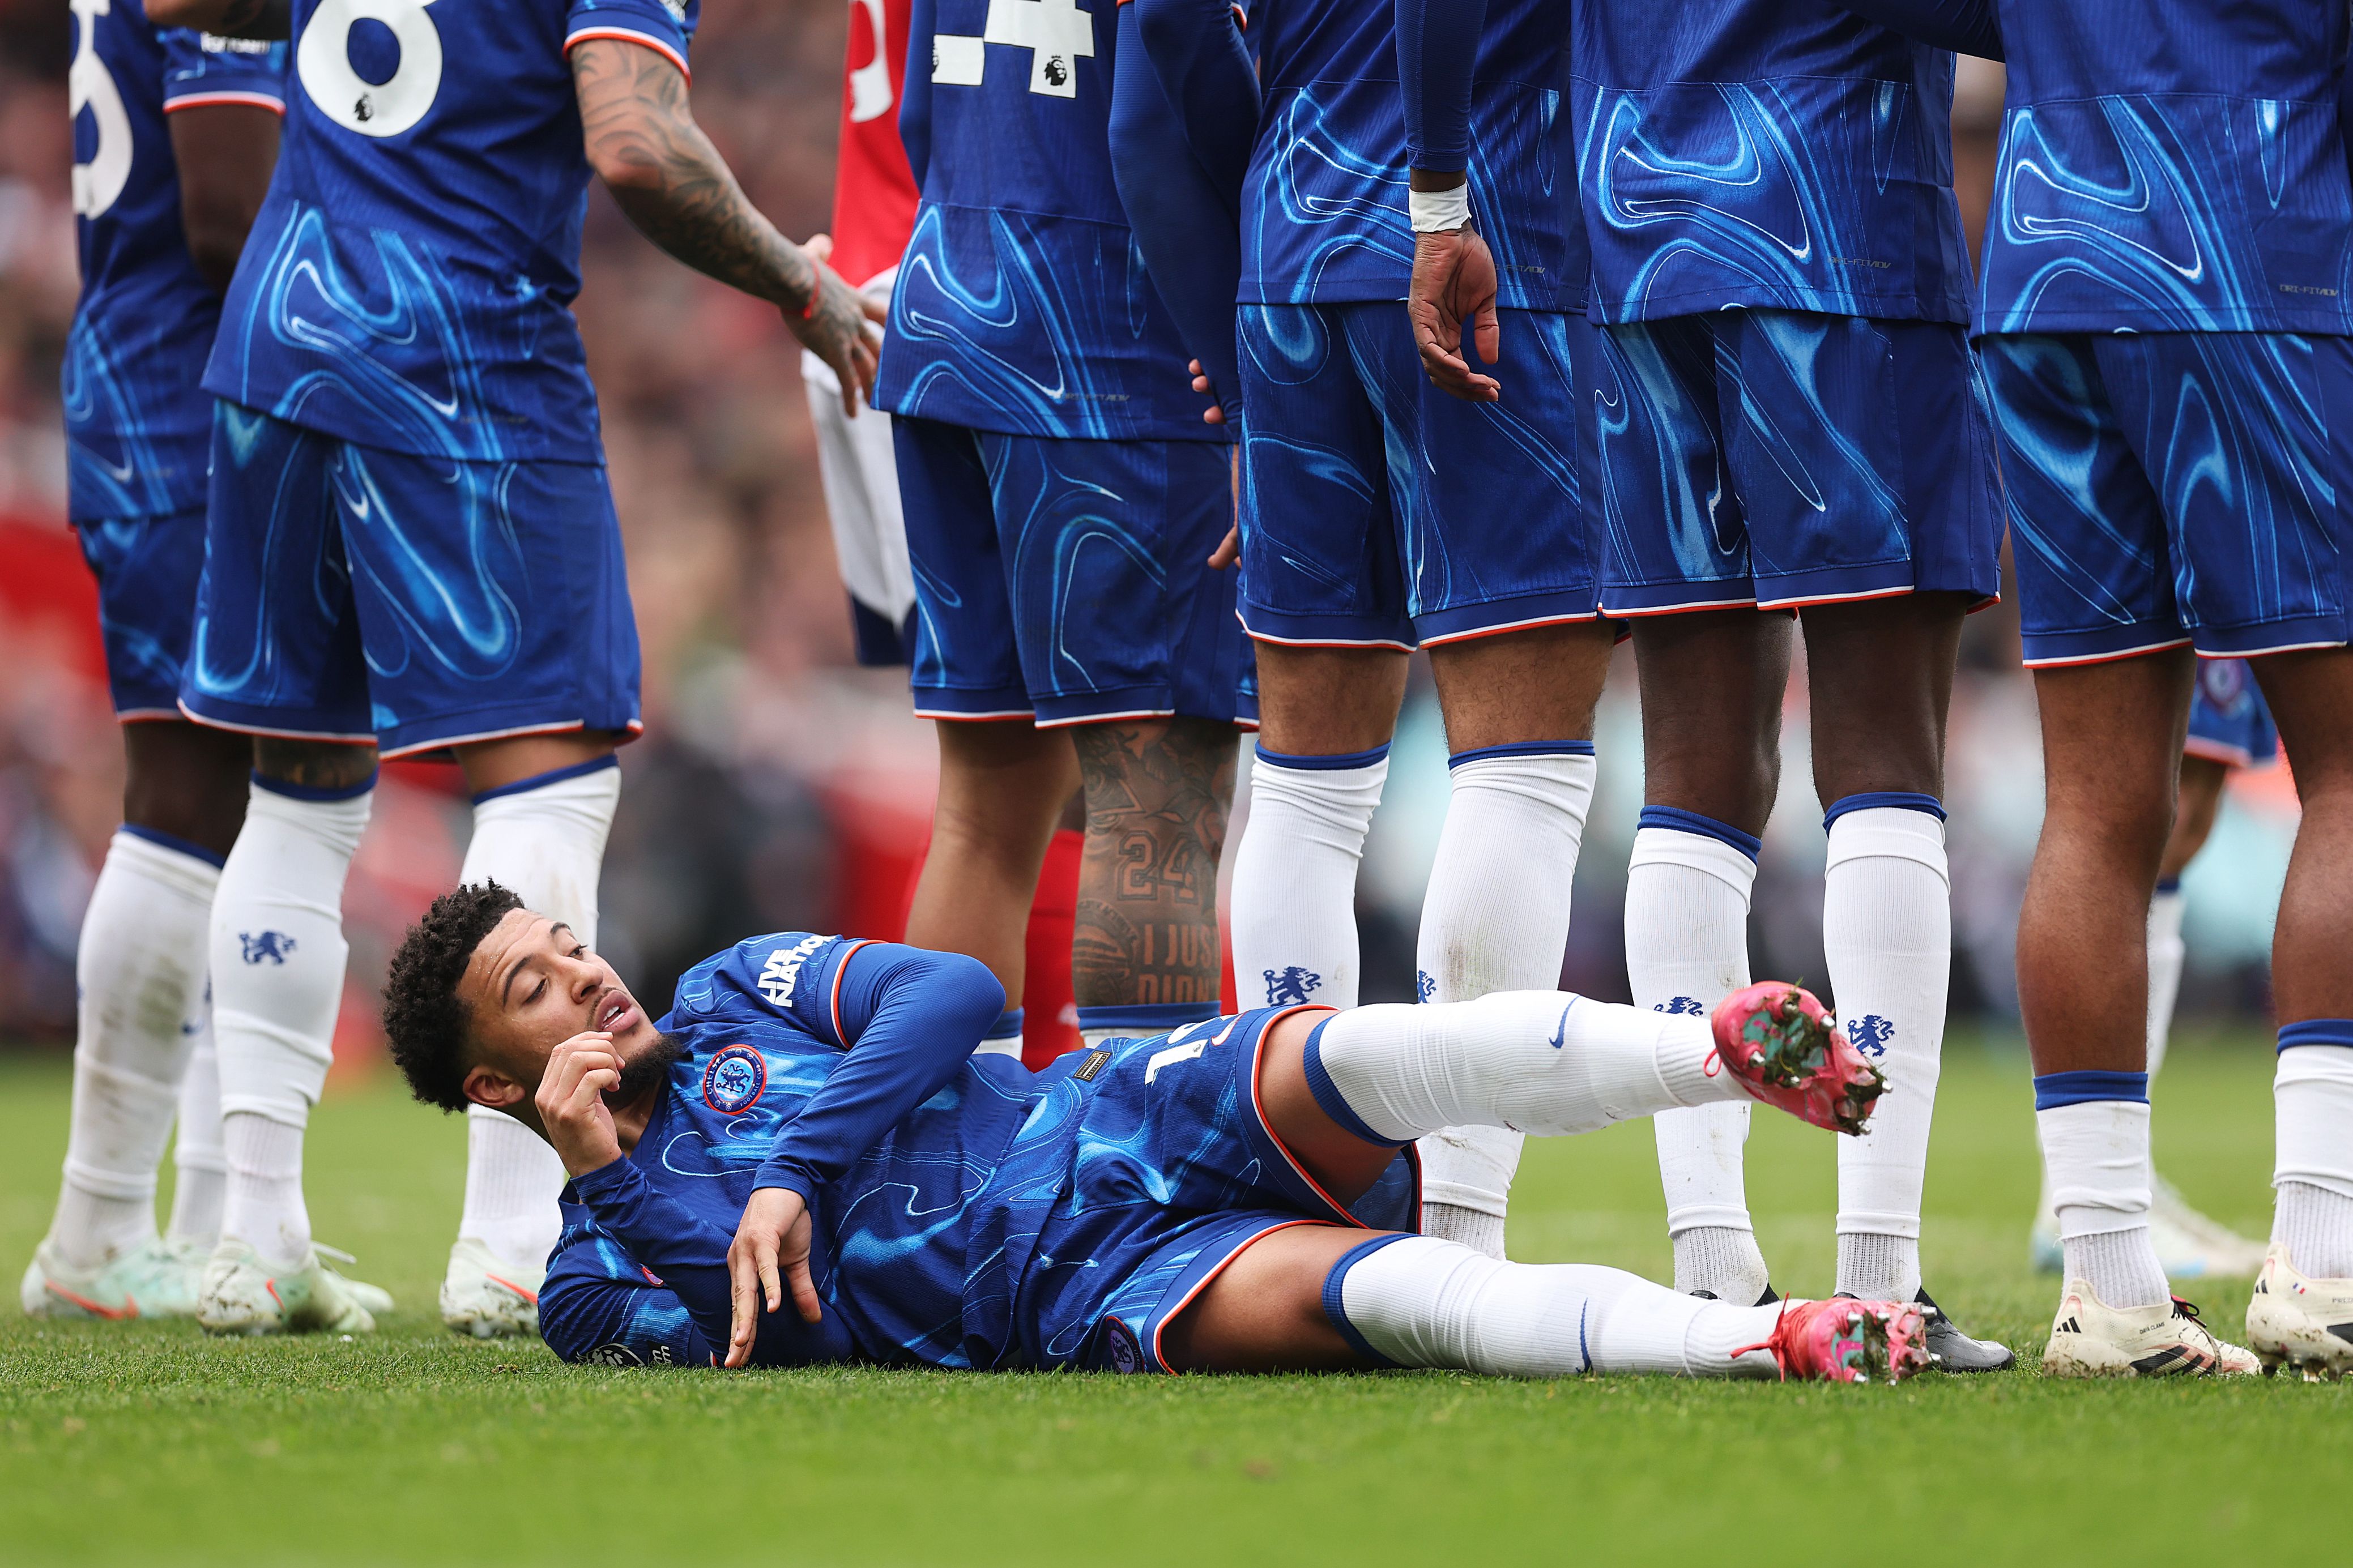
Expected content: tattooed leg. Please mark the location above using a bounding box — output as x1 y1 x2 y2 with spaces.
1071 717 1239 1011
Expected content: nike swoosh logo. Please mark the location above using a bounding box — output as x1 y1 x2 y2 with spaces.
1549 1003 1572 1049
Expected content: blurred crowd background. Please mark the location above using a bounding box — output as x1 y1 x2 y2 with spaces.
0 14 2297 1057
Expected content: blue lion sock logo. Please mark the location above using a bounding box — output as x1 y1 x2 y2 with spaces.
238 930 298 965
1416 970 1435 1002
1654 996 1705 1016
1846 1014 1894 1058
1263 966 1322 1006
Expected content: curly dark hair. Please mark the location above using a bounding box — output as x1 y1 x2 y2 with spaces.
382 881 526 1113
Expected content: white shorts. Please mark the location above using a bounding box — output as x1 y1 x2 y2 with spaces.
804 267 915 665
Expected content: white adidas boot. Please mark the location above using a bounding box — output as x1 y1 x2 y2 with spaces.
2245 1245 2353 1381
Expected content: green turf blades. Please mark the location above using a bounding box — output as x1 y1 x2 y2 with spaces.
0 1043 2335 1567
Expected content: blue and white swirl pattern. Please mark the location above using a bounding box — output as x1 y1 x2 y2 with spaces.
1576 75 1970 324
1984 94 2353 335
880 203 1213 442
211 200 602 464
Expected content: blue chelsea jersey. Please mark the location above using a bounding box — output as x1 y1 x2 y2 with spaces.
65 3 285 520
1571 0 1972 324
876 0 1220 441
1243 0 1584 311
204 0 700 464
1978 0 2353 336
542 934 1043 1368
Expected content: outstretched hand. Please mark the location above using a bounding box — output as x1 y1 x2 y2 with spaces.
725 1186 821 1369
790 232 886 418
1406 227 1502 402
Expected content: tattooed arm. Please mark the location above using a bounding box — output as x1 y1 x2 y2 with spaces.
569 38 881 415
143 0 291 39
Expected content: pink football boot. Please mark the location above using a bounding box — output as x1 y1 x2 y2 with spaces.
1732 1297 1932 1384
1711 981 1886 1135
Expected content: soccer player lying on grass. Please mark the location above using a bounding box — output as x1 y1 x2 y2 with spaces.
381 883 1929 1383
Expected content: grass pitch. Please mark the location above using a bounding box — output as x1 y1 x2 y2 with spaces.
1 1037 2342 1566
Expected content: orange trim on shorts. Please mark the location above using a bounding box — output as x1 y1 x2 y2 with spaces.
1148 1218 1335 1372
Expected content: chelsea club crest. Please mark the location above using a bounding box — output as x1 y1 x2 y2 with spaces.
701 1045 767 1114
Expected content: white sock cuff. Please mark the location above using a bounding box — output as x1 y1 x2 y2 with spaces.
1417 1123 1524 1218
2148 884 2188 947
1824 802 1948 878
2038 1099 2154 1238
108 827 224 901
248 775 375 853
213 1018 335 1125
469 754 622 817
462 757 620 948
2275 1043 2353 1200
1443 748 1597 813
1630 824 1758 896
1250 745 1391 815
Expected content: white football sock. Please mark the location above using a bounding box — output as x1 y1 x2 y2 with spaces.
211 776 372 1267
2272 1035 2353 1276
168 1015 227 1249
459 1108 567 1267
1331 1235 1783 1378
48 830 219 1269
455 758 620 1267
2145 883 2187 1083
1826 801 1950 1302
2038 1090 2167 1308
1625 817 1767 1301
1414 746 1596 1257
1310 990 1743 1144
1228 746 1388 1012
222 1112 308 1266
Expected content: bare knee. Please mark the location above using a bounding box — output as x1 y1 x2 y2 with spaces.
1427 621 1614 753
1159 1225 1379 1373
1252 643 1406 755
1803 594 1970 802
1631 612 1791 835
929 721 1078 859
121 721 253 859
252 736 380 792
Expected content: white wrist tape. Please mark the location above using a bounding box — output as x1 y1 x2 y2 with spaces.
1409 183 1472 233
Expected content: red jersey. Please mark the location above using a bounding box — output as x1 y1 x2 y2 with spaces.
828 0 919 290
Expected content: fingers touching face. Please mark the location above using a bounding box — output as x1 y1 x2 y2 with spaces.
457 908 659 1106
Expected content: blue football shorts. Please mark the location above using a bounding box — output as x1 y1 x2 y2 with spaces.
179 403 642 759
2186 657 2279 768
1980 331 2353 665
894 416 1254 728
75 505 206 719
1008 1006 1419 1373
1584 309 2005 616
1235 302 1604 648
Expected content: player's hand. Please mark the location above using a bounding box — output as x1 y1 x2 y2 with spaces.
1190 358 1227 427
534 1031 623 1177
726 1186 821 1368
1208 525 1239 569
789 243 886 420
1408 226 1502 403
